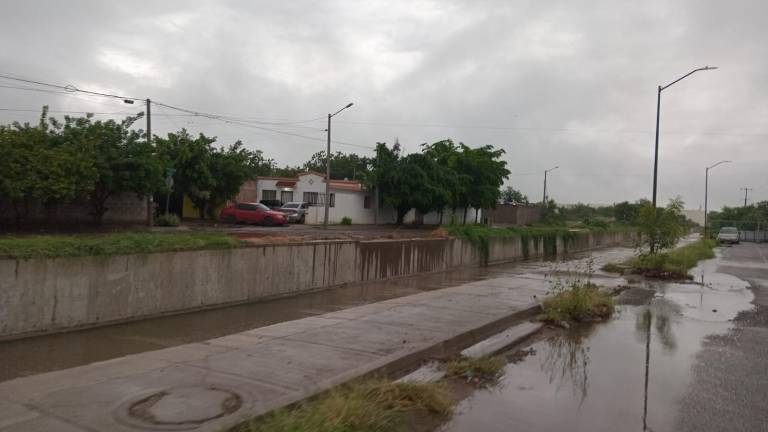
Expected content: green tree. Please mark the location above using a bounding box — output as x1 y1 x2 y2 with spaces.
455 144 510 223
0 107 96 225
52 113 162 224
155 130 217 219
500 186 529 204
422 140 467 223
638 197 686 253
206 141 255 218
303 151 370 180
156 131 258 219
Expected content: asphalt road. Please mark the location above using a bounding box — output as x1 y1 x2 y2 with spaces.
676 242 768 432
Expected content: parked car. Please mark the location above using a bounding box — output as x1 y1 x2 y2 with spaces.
717 226 740 244
276 202 310 224
220 202 286 226
259 199 283 210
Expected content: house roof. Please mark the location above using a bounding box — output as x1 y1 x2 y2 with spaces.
256 172 365 192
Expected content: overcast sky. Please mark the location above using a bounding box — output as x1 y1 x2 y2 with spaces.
1 0 766 210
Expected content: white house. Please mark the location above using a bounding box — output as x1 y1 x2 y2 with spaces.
246 171 481 225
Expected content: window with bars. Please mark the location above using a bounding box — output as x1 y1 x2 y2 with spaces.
262 189 277 200
364 195 371 209
303 192 334 207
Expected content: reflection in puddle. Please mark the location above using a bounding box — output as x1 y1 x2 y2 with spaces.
442 263 754 432
540 325 595 405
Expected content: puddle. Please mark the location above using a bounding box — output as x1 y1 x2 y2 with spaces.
441 254 755 432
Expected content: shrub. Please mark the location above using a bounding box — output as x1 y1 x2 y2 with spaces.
156 213 180 227
542 258 614 322
341 216 352 225
542 283 614 322
243 379 452 432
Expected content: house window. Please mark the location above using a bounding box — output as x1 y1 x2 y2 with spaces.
303 192 334 207
262 189 276 200
303 192 319 205
280 191 293 203
364 195 371 209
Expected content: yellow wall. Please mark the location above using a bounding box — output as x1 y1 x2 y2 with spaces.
182 195 225 220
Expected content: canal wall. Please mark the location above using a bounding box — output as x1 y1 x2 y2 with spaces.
0 230 635 340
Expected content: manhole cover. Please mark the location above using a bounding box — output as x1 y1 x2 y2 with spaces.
115 385 243 430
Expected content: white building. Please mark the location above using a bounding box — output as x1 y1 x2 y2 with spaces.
244 171 481 225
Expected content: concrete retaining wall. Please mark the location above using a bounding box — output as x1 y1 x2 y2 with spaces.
0 230 635 340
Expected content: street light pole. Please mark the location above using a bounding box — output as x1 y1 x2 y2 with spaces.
704 160 731 239
542 166 559 205
124 97 154 226
323 102 354 229
652 66 717 209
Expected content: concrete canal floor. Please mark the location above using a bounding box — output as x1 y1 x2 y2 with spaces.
441 243 768 432
0 246 634 382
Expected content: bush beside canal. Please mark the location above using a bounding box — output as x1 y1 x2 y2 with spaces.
239 379 453 432
603 239 717 280
541 283 615 323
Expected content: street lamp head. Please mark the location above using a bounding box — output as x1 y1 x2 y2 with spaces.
702 66 718 70
345 102 354 108
123 99 135 104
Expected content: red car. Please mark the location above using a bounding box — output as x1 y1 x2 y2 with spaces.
220 202 287 226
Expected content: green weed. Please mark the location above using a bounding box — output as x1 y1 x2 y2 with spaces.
241 379 452 432
444 356 506 382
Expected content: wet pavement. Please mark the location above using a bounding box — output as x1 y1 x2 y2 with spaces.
0 245 635 382
441 243 766 432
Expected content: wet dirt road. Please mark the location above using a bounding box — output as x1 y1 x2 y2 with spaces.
441 243 767 432
0 246 635 382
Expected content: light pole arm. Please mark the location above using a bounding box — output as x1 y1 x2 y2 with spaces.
660 66 717 91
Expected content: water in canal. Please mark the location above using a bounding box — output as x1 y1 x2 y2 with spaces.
441 250 754 432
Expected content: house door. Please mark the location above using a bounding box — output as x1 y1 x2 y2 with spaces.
281 190 294 203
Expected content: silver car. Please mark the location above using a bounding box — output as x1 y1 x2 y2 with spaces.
278 202 310 224
717 227 740 244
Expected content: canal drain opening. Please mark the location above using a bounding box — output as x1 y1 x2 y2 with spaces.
116 385 243 430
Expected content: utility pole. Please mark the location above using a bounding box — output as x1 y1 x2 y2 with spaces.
146 99 153 227
740 187 752 207
323 102 354 229
542 166 559 205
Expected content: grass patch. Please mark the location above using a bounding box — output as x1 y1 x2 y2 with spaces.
240 379 452 432
0 232 244 259
541 283 614 322
601 262 630 274
603 239 717 280
444 356 506 382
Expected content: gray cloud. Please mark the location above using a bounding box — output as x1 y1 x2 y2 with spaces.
1 0 766 209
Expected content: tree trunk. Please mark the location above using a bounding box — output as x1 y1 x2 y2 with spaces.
396 206 408 225
463 207 468 225
90 190 110 226
474 208 479 224
439 210 443 225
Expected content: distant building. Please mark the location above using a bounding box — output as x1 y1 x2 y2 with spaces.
682 209 705 226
